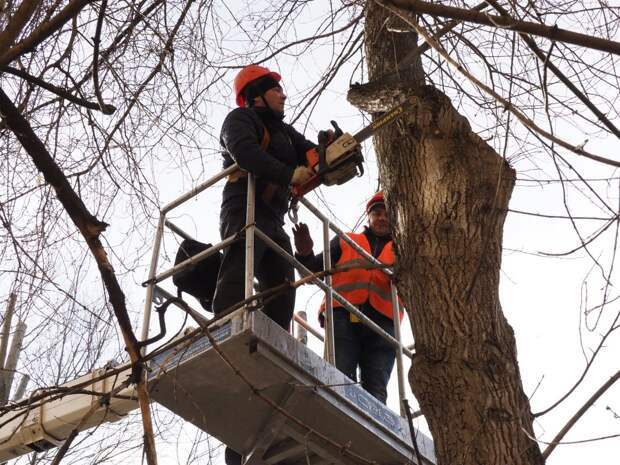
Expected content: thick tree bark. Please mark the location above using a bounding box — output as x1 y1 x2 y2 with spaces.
352 3 545 465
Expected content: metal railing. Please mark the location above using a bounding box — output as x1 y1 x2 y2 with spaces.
141 165 411 416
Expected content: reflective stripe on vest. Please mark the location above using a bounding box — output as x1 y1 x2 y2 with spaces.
320 232 403 320
332 282 393 303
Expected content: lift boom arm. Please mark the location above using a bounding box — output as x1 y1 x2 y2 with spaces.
0 364 138 462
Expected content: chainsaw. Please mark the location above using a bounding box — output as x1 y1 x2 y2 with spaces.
291 95 419 199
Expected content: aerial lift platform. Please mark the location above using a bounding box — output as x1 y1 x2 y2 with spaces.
0 168 436 464
148 307 435 465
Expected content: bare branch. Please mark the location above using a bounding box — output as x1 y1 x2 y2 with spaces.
0 0 97 67
91 0 109 112
386 0 620 56
0 0 41 57
1 65 116 113
543 369 620 459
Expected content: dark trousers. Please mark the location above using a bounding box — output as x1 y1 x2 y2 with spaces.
214 208 296 465
333 308 396 404
212 207 295 330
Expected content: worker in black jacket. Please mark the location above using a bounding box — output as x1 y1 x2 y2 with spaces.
213 65 315 328
215 64 316 465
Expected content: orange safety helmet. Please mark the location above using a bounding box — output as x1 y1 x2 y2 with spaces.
366 191 385 213
234 65 282 107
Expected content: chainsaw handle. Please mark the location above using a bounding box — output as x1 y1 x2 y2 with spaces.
330 120 343 139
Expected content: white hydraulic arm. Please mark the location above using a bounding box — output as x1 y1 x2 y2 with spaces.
0 364 138 462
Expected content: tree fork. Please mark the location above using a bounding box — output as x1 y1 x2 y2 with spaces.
356 3 545 464
0 87 158 465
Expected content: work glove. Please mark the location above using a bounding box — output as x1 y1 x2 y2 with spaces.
317 129 335 146
291 166 314 186
292 223 314 256
319 120 344 146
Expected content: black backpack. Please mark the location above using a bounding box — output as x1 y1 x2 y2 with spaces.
172 239 222 312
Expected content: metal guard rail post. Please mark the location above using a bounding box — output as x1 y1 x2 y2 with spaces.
322 217 335 364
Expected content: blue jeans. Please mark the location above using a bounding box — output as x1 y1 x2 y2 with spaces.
332 307 396 404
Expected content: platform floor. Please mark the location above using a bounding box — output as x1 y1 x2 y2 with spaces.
148 308 435 465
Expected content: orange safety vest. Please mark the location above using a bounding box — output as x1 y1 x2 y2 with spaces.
320 233 403 321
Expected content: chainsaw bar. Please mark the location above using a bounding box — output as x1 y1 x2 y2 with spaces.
352 95 419 144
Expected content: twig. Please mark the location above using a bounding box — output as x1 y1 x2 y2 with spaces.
535 310 620 418
254 13 364 67
508 209 616 221
402 399 424 465
92 0 109 113
1 66 115 114
526 370 620 458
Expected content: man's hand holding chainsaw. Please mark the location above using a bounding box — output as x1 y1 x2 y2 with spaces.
289 128 335 191
290 128 334 186
291 166 314 186
292 121 364 198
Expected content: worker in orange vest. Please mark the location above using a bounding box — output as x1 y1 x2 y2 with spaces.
293 191 402 404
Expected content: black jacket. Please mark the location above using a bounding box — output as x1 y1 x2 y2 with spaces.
220 107 315 220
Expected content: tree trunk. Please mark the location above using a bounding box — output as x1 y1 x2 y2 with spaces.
352 3 545 465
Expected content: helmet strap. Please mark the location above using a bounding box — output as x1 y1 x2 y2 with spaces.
259 95 271 111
